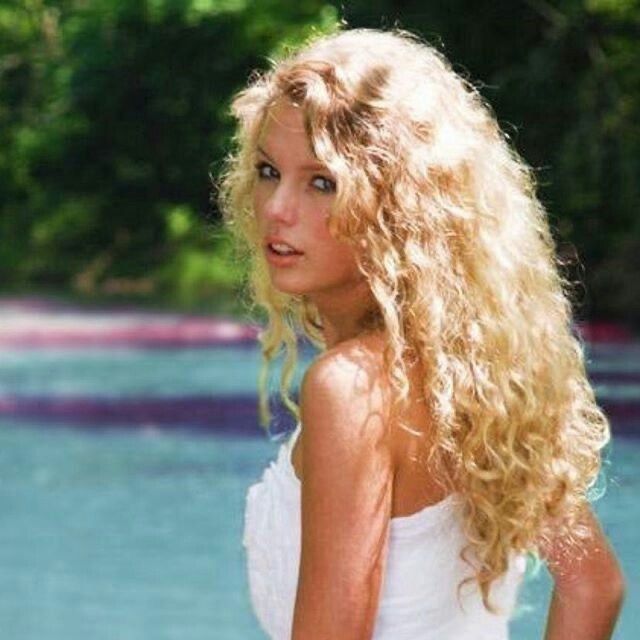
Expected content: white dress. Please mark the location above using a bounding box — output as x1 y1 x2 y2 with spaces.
242 422 527 639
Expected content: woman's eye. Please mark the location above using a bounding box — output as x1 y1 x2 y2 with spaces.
255 162 278 180
311 176 337 194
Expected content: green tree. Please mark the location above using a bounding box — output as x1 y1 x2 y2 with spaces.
0 0 338 311
1 1 638 326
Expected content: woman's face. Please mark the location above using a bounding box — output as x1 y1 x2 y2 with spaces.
252 100 365 299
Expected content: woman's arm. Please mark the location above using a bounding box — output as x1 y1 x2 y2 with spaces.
541 503 626 640
291 346 395 640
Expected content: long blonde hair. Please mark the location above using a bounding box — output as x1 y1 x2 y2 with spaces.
219 27 610 613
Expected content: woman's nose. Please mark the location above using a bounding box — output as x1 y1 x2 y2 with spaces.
263 182 299 224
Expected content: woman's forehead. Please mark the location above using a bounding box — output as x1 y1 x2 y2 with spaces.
263 99 307 134
257 100 318 159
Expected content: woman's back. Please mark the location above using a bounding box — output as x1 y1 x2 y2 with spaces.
290 331 454 520
244 422 527 639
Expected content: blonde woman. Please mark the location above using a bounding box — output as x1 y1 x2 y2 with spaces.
220 28 625 640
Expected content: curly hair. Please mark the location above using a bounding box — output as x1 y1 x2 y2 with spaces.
218 27 611 614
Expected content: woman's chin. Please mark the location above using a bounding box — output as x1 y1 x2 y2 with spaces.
269 277 310 297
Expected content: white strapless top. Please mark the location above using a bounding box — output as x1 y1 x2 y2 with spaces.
242 422 527 639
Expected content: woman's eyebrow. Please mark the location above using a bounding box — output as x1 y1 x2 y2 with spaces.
256 145 329 172
256 146 276 163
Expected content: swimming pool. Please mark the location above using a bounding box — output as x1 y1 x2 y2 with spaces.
0 341 638 639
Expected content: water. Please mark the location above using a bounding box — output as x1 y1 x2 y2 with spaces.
0 343 638 639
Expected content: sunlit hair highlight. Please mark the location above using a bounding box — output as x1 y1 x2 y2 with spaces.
218 27 611 613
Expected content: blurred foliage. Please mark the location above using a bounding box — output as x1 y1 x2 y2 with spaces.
0 0 638 326
0 0 338 315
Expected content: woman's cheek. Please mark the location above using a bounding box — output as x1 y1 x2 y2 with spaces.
253 192 268 228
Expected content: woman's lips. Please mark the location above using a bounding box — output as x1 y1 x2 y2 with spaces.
265 244 305 267
265 236 304 254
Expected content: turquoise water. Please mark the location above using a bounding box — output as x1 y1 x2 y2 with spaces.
0 420 637 639
0 346 271 397
0 344 638 639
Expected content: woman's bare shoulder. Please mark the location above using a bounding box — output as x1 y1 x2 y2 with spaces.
300 330 393 445
315 330 389 376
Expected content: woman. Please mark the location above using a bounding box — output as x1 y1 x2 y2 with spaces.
220 28 625 640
